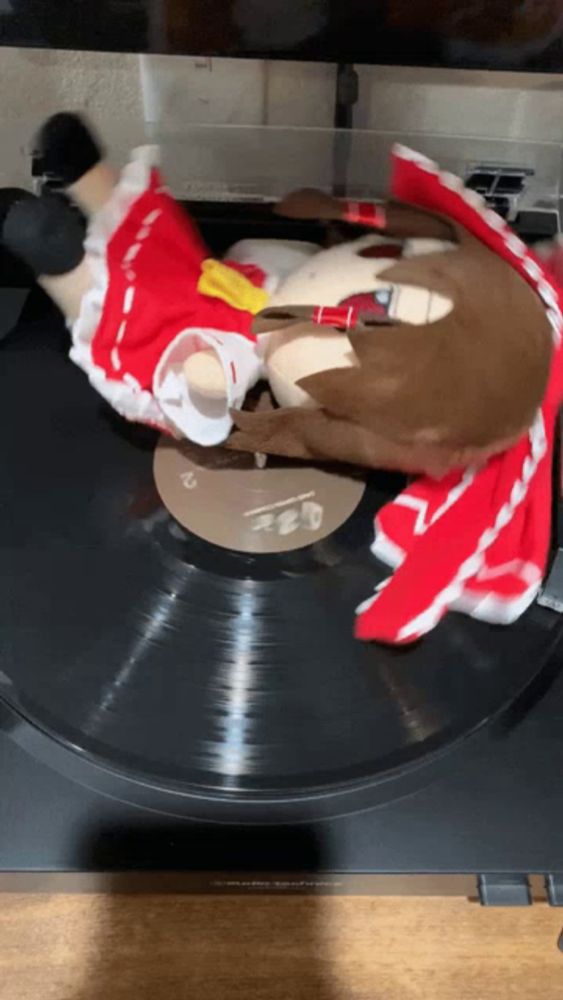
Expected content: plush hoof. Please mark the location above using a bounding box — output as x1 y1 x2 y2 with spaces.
32 112 104 186
0 188 35 236
3 192 85 276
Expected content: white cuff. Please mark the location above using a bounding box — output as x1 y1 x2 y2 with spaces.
153 328 262 446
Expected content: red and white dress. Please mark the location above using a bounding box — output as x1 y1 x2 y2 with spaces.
70 147 315 446
355 145 563 644
71 145 563 646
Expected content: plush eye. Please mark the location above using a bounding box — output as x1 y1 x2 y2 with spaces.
339 289 393 318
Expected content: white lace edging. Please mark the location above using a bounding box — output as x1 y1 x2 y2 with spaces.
358 413 547 640
153 328 263 446
355 146 560 641
70 146 171 430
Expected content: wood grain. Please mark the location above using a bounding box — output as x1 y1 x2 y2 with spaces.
1 894 562 1000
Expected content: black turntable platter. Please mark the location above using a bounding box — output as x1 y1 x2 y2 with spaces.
0 306 561 824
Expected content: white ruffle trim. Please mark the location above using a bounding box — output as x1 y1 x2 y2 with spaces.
153 328 263 446
70 145 171 431
358 411 548 639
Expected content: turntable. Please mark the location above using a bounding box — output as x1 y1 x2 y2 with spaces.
0 195 561 906
2 2 563 905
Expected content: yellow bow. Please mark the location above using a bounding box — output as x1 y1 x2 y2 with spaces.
198 259 270 315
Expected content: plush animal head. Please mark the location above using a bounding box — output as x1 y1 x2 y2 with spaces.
255 226 455 411
228 187 553 476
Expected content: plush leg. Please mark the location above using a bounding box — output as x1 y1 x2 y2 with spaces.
0 188 36 231
3 190 91 323
39 262 93 323
183 351 228 399
33 112 118 216
68 162 119 216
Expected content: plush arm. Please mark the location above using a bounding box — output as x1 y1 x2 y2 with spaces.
153 329 263 446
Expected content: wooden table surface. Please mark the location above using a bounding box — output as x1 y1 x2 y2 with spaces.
1 894 562 1000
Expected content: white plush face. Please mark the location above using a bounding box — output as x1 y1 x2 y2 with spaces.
263 234 456 409
267 233 454 323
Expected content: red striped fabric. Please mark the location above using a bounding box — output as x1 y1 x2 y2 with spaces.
355 146 563 644
312 305 359 329
343 202 387 228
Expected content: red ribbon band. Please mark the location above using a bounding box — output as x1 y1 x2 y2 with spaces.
312 305 359 329
343 202 387 228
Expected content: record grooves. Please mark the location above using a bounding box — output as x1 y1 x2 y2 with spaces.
0 315 559 823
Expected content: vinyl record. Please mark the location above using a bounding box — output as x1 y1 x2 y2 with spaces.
0 314 559 823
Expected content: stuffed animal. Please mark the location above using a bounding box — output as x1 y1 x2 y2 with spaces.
2 113 563 644
0 112 553 483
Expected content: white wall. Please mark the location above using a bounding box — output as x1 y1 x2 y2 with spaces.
140 56 336 128
0 48 145 186
356 66 563 142
0 47 561 198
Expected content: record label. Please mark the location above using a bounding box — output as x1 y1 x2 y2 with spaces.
154 437 367 553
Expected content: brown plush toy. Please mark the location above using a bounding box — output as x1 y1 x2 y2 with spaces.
3 119 562 645
2 115 552 482
227 194 552 477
